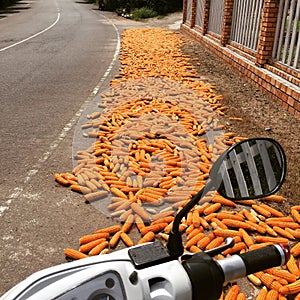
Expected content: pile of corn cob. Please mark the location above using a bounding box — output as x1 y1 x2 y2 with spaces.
55 28 300 299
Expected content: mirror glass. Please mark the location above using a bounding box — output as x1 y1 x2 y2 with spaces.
213 138 286 200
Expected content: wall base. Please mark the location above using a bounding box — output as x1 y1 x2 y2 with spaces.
181 25 300 120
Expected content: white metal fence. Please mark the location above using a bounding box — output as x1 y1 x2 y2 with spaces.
272 0 300 70
184 0 300 71
195 0 205 28
207 0 224 35
230 0 264 51
186 0 192 23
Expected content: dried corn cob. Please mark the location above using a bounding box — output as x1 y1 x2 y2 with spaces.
286 255 300 277
64 248 88 260
279 279 300 295
255 286 268 300
291 242 300 257
224 284 239 300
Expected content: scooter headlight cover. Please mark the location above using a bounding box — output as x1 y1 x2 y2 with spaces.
54 270 126 300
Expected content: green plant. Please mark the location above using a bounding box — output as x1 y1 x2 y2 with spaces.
131 7 158 20
104 0 182 15
0 0 18 9
104 0 123 12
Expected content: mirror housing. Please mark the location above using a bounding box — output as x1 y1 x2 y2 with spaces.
211 138 286 200
167 138 286 258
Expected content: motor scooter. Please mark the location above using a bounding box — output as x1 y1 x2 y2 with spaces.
0 137 289 300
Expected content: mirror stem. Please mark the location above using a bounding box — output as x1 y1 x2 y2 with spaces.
167 180 214 258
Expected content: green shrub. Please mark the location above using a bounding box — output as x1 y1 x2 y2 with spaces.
104 0 182 16
131 7 158 20
144 0 182 14
0 0 18 9
104 0 123 12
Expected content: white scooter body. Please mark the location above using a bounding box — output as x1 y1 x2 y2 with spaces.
1 244 192 300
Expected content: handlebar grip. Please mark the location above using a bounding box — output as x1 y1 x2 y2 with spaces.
239 244 289 275
183 244 289 300
217 244 289 283
182 252 224 300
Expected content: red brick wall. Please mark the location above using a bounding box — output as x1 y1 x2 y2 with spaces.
190 0 197 28
221 0 234 46
256 0 280 66
181 0 300 119
202 0 210 34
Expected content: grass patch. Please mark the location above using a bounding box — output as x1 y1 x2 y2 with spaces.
131 7 158 20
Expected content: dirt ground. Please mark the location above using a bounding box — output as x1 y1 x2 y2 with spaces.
178 34 300 214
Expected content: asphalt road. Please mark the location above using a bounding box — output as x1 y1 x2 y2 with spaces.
0 0 137 295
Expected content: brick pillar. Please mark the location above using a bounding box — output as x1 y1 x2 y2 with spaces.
202 0 210 34
221 0 234 46
256 0 280 67
183 0 188 23
190 0 197 27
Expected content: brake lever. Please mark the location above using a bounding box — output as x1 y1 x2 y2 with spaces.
204 237 235 257
181 237 235 262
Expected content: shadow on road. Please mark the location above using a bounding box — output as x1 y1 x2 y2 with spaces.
75 1 95 4
0 1 31 19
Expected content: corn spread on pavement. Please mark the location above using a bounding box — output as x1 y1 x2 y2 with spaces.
55 28 300 299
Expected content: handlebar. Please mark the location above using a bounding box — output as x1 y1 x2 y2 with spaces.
217 244 289 282
182 244 289 300
0 241 290 300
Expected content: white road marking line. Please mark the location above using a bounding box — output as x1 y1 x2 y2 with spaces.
1 12 121 217
0 8 60 52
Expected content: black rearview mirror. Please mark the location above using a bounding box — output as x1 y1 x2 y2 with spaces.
211 138 286 200
167 138 286 257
